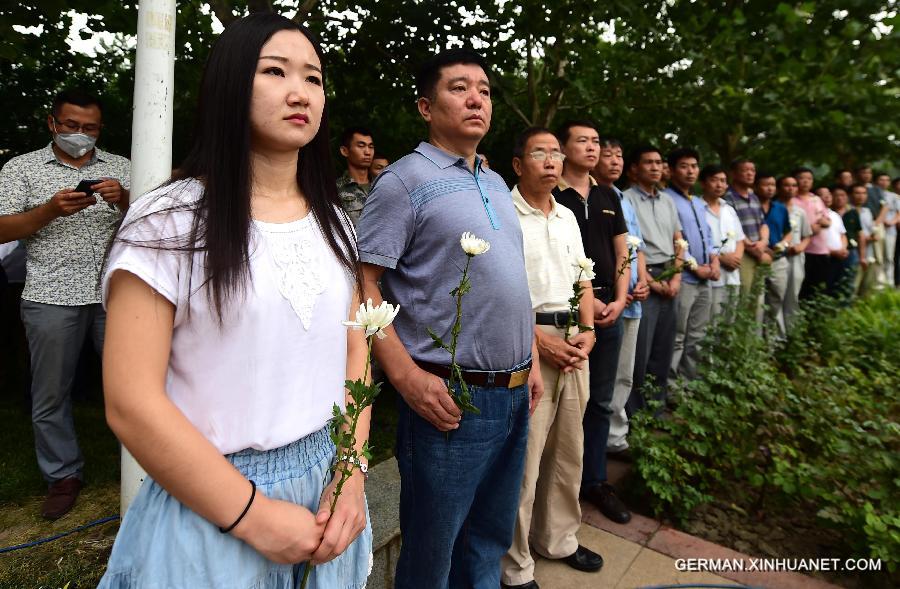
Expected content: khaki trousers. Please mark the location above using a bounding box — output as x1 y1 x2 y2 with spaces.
738 251 759 296
501 324 590 585
857 261 880 297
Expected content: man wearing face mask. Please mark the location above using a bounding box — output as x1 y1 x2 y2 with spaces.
0 88 130 520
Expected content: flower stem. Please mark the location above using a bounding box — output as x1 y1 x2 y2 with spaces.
300 336 375 589
448 256 471 404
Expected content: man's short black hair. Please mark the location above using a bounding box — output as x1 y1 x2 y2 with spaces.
627 145 662 168
555 119 598 147
830 184 848 195
729 157 753 171
834 168 851 178
776 175 796 190
667 147 700 168
791 166 814 177
598 137 623 150
51 88 103 118
873 171 890 180
340 126 374 148
372 152 389 162
850 182 867 192
699 164 726 182
416 48 491 100
513 126 555 159
853 164 871 173
755 170 776 184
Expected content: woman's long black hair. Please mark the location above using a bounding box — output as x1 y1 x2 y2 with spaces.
122 13 359 320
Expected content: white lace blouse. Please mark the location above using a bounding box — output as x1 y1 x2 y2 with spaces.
102 178 353 454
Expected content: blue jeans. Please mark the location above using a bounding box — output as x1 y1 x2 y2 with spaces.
394 380 530 589
581 317 623 489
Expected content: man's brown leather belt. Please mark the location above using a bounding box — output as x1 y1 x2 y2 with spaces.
417 360 531 389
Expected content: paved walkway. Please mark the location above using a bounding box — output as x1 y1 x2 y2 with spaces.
533 496 841 589
533 460 841 589
367 458 842 589
533 521 735 588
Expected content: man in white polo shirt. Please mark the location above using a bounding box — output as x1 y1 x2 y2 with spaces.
501 127 600 589
700 164 744 317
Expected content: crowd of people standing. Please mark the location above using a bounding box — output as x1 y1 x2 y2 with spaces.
0 11 897 589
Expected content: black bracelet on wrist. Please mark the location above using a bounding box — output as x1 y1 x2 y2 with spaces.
219 479 256 534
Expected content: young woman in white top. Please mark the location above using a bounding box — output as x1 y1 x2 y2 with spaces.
98 13 371 588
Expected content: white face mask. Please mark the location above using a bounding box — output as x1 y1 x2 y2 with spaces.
52 123 97 158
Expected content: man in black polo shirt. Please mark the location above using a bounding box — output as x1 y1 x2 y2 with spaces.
553 120 631 524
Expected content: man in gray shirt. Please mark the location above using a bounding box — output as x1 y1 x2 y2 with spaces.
356 49 542 589
0 89 130 519
624 145 685 417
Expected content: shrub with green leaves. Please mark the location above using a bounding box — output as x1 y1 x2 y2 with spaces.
630 286 900 570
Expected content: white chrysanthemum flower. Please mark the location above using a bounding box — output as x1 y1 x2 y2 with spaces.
675 238 689 251
849 238 858 248
626 235 642 249
686 256 699 270
725 230 736 239
343 298 401 340
460 232 491 256
573 257 597 280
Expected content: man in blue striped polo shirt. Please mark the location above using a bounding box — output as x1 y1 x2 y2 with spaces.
357 48 543 589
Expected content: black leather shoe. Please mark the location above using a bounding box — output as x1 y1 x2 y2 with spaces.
583 483 632 524
559 545 604 572
500 581 539 589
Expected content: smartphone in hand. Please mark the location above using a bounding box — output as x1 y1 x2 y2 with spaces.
74 179 102 196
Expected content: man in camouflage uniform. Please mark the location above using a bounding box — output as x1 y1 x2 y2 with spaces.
337 126 375 227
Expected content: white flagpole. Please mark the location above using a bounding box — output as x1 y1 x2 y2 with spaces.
122 0 176 513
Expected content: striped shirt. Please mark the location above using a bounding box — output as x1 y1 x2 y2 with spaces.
724 186 765 242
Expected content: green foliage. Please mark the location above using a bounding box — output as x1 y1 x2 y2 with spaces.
3 1 898 179
631 288 900 570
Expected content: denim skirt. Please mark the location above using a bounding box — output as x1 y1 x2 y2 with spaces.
99 427 373 589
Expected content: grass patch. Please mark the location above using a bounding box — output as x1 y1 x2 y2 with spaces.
0 365 401 587
0 394 120 589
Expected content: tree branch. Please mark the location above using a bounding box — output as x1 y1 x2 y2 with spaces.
293 0 319 22
208 0 238 27
247 0 274 14
491 75 532 126
526 33 539 124
541 48 568 127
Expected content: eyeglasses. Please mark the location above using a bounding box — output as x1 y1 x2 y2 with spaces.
54 118 102 134
528 150 566 163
